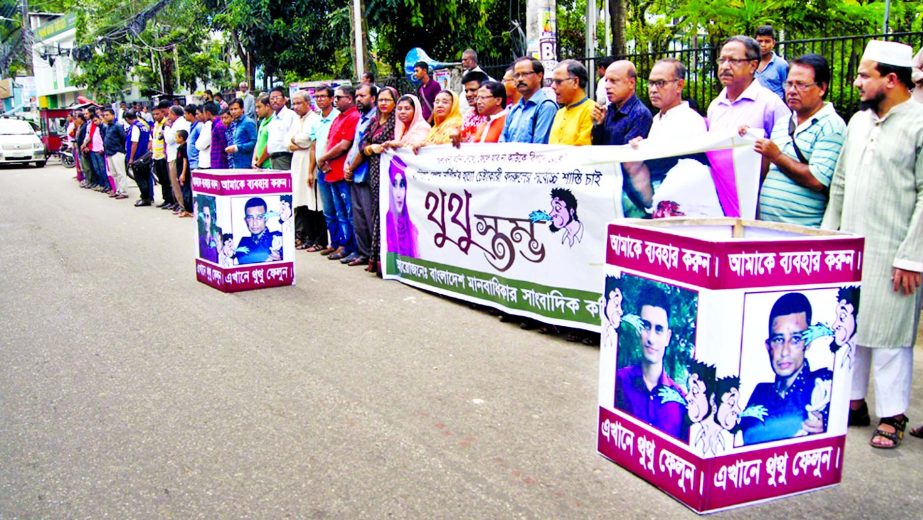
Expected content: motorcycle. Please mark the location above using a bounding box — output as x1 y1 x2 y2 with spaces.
54 142 75 168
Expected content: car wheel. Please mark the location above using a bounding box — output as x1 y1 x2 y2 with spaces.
35 161 46 168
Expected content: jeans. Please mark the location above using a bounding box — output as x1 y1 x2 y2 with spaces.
329 180 354 254
90 152 108 189
317 173 342 248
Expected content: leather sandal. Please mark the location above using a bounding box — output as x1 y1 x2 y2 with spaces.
870 416 908 449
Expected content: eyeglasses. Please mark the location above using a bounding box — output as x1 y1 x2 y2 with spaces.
334 95 349 100
244 214 266 222
476 95 498 101
314 95 329 99
648 79 679 89
784 81 817 91
716 57 756 66
768 331 806 350
513 71 536 79
551 77 577 86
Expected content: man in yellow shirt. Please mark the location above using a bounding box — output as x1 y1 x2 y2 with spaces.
549 60 593 145
150 104 176 208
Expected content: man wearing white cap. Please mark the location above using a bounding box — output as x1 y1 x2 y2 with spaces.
822 39 923 449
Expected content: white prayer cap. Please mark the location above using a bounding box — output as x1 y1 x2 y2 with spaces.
861 40 913 67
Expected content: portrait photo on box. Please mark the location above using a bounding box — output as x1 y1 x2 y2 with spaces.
611 274 698 443
736 287 859 447
230 195 292 265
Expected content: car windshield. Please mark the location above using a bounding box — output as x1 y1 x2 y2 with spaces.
0 119 38 135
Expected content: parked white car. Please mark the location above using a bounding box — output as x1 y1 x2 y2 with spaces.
0 118 46 167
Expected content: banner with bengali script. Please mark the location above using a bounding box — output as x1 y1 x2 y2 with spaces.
378 134 761 331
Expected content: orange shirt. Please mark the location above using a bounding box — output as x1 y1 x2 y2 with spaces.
475 111 508 143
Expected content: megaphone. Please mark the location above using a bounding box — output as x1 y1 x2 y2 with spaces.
404 48 461 84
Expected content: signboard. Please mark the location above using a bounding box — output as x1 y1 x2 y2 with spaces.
379 134 762 330
191 169 296 292
597 218 864 512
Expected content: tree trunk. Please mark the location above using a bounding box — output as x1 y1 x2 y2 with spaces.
609 0 626 56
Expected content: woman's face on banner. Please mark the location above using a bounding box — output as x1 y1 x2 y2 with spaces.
393 173 407 213
396 100 415 124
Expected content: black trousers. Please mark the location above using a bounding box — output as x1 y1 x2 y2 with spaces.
295 205 327 247
152 158 174 204
132 159 153 201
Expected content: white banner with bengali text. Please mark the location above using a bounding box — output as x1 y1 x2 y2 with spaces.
379 133 760 331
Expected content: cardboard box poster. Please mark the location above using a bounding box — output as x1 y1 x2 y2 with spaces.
191 169 296 292
597 218 863 513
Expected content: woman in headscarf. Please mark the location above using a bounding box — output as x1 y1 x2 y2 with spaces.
413 90 462 152
352 86 398 273
384 94 431 149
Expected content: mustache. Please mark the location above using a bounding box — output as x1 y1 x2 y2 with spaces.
517 81 527 88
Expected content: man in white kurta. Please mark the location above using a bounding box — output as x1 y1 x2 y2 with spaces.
287 90 321 249
821 40 923 449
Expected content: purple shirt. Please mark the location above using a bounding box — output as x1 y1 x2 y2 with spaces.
615 364 687 441
210 118 229 169
417 79 442 122
706 79 790 138
706 80 790 217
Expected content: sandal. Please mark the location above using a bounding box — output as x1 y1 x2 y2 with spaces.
869 416 908 449
848 401 871 427
910 423 923 439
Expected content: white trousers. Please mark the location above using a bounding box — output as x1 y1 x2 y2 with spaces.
850 345 913 418
107 152 128 195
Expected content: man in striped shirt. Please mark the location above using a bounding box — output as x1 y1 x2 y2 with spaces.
755 54 845 227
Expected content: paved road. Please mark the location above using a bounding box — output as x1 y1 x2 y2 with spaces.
1 164 921 518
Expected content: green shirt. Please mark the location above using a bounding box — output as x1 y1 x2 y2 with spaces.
254 114 273 168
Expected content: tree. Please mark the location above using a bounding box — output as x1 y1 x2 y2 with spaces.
70 0 233 98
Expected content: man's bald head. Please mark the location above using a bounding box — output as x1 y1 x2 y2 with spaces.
604 60 638 106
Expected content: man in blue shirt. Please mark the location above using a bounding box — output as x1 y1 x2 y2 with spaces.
755 25 789 100
184 104 201 171
224 98 256 168
591 60 653 216
236 197 283 264
499 57 558 144
740 292 833 445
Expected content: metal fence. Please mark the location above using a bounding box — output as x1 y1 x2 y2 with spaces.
379 32 922 119
478 31 923 119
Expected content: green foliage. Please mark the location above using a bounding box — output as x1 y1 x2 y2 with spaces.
68 0 233 99
365 0 516 75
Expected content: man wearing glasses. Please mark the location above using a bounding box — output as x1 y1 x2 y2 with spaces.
740 292 832 445
236 197 283 264
548 60 593 145
755 54 846 227
499 57 558 144
707 35 789 140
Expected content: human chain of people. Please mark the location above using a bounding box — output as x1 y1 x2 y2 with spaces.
58 30 923 456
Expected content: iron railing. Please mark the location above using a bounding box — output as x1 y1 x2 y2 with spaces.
380 32 923 120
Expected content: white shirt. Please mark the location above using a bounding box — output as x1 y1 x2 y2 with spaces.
648 101 707 141
266 106 297 155
595 77 608 105
164 118 190 161
195 119 213 168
